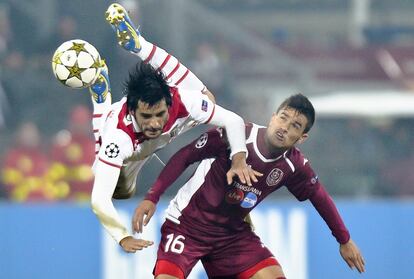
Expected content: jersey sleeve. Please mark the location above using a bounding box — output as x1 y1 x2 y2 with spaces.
286 160 350 244
285 159 320 201
178 88 247 158
179 89 216 124
91 130 134 243
145 128 228 203
97 129 133 169
91 161 130 243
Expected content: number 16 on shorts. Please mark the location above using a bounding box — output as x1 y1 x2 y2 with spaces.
165 234 185 254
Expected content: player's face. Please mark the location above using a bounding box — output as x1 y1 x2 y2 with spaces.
266 107 309 149
133 99 169 138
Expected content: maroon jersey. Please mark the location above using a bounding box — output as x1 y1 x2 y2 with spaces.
146 123 350 244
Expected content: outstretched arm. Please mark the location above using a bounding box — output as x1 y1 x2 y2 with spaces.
91 161 153 252
287 162 365 273
309 186 365 273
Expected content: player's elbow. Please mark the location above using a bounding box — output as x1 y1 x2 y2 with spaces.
232 113 244 125
90 194 106 217
223 110 244 127
203 89 216 104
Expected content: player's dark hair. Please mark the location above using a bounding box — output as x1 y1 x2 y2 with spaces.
125 63 172 111
277 93 315 133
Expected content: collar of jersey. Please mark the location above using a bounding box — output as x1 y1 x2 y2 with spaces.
250 124 286 163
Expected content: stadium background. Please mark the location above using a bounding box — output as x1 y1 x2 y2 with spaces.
0 0 413 278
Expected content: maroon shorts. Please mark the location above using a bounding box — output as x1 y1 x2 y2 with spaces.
155 219 275 278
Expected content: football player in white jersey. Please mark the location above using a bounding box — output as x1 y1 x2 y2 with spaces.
89 3 261 253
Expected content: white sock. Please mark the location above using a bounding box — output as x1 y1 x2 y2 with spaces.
91 93 112 155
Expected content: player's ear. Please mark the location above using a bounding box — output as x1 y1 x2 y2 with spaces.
297 133 309 145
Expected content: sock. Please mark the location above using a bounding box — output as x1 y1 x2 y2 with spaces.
91 93 112 155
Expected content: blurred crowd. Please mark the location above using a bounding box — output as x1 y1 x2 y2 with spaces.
0 1 106 202
1 0 414 201
302 118 414 198
1 106 94 202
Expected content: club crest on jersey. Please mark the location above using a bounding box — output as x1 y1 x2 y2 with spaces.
225 189 244 204
201 99 208 112
241 192 257 208
266 168 284 187
105 143 120 158
195 133 208 148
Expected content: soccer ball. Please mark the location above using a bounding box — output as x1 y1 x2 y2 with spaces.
52 39 102 89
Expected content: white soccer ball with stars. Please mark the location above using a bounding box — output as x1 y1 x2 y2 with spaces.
52 39 102 89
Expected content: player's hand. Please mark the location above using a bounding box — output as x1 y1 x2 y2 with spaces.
340 239 365 273
119 236 153 253
133 200 156 233
227 152 263 186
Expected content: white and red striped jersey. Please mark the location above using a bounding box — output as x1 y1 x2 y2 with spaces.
94 87 215 171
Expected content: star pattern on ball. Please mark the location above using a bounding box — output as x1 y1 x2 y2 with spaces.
105 143 120 158
67 61 86 81
52 51 63 65
69 42 87 55
90 58 102 70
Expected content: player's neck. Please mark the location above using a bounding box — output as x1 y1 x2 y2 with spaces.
259 128 286 159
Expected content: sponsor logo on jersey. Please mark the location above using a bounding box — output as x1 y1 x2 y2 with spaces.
233 181 262 196
266 168 284 187
241 192 257 208
225 189 244 204
105 143 120 158
195 133 208 148
201 99 208 112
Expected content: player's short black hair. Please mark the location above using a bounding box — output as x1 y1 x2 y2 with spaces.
277 93 315 133
125 63 172 111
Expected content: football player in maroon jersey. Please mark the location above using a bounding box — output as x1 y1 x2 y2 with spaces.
134 94 365 278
